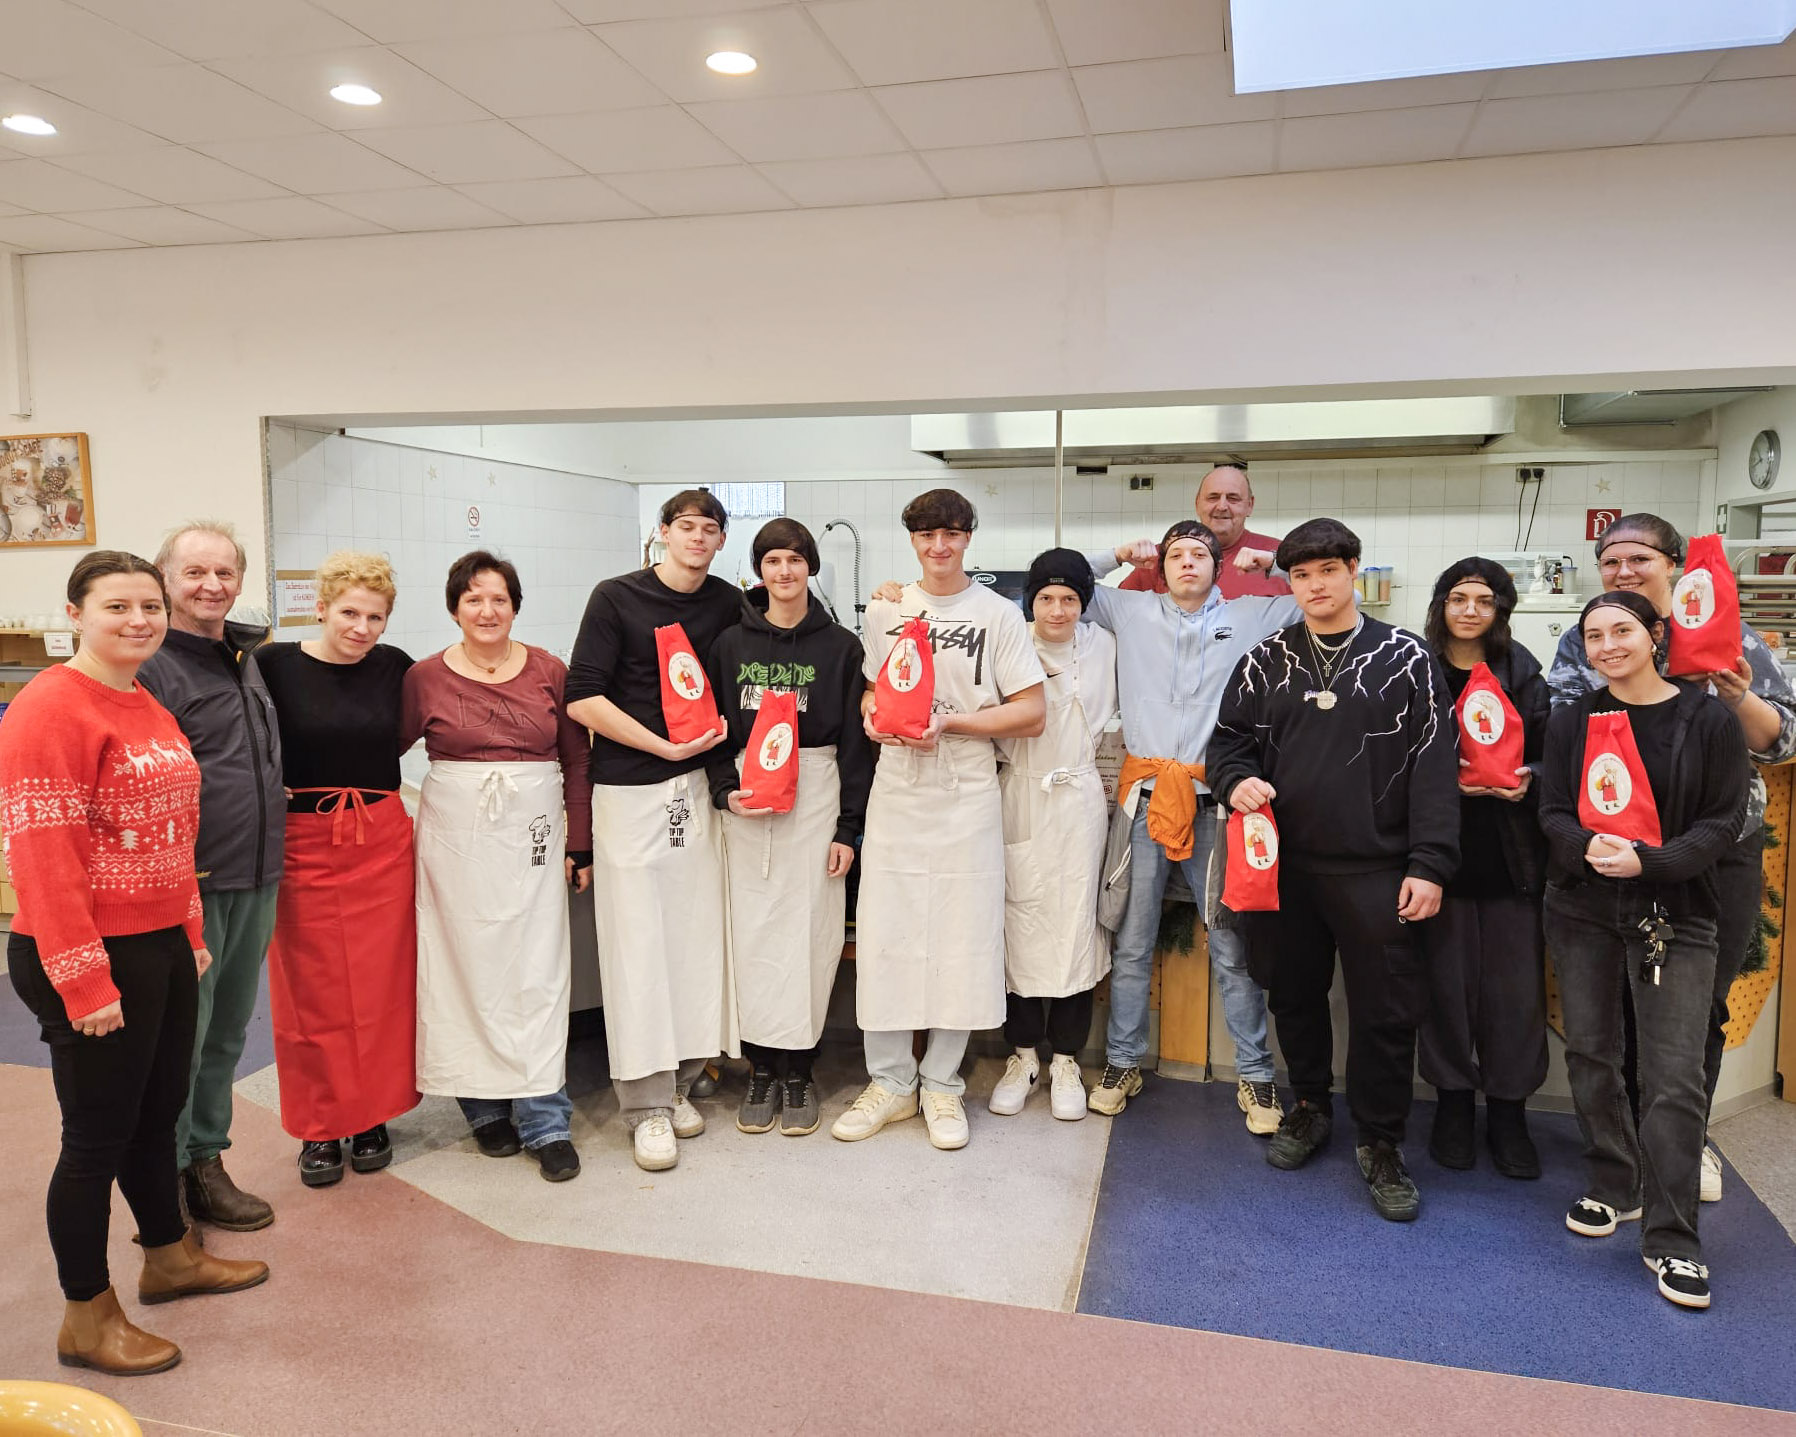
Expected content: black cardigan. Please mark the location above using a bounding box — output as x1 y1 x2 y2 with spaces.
1538 684 1750 921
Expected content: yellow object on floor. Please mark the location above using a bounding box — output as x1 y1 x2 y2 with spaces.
0 1382 141 1436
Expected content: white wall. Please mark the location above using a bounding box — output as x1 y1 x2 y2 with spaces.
1718 388 1796 504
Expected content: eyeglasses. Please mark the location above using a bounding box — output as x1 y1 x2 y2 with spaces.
1597 554 1668 575
1445 595 1497 614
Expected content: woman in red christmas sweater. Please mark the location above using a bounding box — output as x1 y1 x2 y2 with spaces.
1 551 267 1377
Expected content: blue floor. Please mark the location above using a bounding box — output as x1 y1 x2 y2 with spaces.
1078 1079 1796 1410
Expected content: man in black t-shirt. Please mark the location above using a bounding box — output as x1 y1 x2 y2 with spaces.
566 490 745 1174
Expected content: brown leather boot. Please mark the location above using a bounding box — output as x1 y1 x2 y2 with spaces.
185 1155 275 1231
139 1229 269 1305
58 1286 182 1376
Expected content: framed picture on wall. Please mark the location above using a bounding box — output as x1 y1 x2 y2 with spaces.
0 432 94 547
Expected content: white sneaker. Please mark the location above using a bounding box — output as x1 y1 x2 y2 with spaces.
632 1112 678 1172
1700 1145 1722 1203
830 1082 919 1142
988 1050 1040 1115
1049 1055 1086 1121
922 1090 970 1150
1237 1078 1284 1136
671 1086 705 1138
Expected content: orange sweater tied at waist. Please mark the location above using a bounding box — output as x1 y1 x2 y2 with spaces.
1116 753 1208 863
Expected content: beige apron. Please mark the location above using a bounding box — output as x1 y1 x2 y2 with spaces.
414 760 570 1098
722 745 846 1050
855 737 1006 1032
590 770 739 1081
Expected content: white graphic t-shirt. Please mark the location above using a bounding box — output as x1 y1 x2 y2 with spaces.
863 581 1045 719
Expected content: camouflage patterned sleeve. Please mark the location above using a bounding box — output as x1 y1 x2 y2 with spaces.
1740 623 1796 764
1545 625 1596 709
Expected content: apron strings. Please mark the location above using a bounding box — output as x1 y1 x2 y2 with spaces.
478 768 519 823
288 786 398 846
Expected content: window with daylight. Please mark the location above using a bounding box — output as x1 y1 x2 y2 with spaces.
707 482 786 519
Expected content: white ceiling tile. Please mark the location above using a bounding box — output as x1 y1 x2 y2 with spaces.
560 0 787 18
604 163 795 215
1657 76 1796 142
0 213 142 249
352 121 581 184
1707 35 1796 80
58 204 261 244
756 151 940 205
1484 50 1723 99
0 200 23 215
515 107 736 172
1044 0 1226 67
452 175 647 223
212 48 489 131
1460 86 1694 157
1094 121 1277 184
0 0 181 79
687 90 904 161
314 185 512 230
53 146 288 203
807 0 1058 86
922 136 1101 195
194 132 428 191
1074 54 1278 133
37 63 322 144
67 0 370 62
184 195 390 238
0 80 169 156
591 9 858 102
395 29 666 117
305 0 577 44
1280 103 1478 172
1280 70 1491 119
874 71 1085 149
0 157 151 210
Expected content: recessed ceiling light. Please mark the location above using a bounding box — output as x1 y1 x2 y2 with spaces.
329 83 382 106
2 114 57 137
705 51 757 75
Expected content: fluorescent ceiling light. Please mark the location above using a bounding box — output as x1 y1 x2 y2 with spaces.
1230 0 1796 92
329 83 383 106
705 51 757 75
2 114 56 136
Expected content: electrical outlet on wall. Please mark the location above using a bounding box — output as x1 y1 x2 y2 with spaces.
1127 473 1155 491
1515 466 1545 484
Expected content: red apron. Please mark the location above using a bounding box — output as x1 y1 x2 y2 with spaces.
269 788 420 1141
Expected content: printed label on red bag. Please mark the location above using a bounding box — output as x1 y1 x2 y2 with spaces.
1673 569 1714 628
1463 690 1504 745
668 649 706 700
886 638 922 692
1586 754 1633 817
757 721 794 772
1242 813 1277 870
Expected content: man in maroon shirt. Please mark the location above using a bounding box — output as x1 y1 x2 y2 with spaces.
1120 466 1288 599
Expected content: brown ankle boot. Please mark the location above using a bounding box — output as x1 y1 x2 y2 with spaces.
58 1286 182 1375
139 1229 269 1305
185 1155 275 1231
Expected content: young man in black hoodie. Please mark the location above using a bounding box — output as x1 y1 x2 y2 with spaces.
1207 518 1459 1222
704 519 873 1138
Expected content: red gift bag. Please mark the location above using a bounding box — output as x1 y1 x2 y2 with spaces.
872 616 935 739
655 622 723 743
1455 662 1526 789
1667 533 1742 678
1577 711 1663 845
738 689 799 814
1223 808 1280 912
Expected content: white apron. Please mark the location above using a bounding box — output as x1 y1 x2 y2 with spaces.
1000 683 1111 999
590 770 739 1082
855 737 1005 1032
722 745 846 1050
414 760 570 1099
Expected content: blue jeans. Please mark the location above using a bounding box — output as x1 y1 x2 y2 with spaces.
458 1090 574 1149
1107 800 1272 1080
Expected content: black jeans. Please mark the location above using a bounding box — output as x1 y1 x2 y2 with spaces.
1418 891 1549 1101
1547 882 1714 1263
1004 987 1095 1056
8 928 197 1301
1259 865 1427 1146
742 1040 820 1080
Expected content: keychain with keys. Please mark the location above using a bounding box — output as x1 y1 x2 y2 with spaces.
1636 903 1673 987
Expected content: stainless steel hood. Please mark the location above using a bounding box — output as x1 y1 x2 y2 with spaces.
912 397 1516 468
1559 388 1772 426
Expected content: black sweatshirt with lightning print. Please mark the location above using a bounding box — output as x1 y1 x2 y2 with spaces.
1207 616 1461 887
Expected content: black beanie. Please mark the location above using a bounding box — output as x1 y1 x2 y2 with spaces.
1431 556 1518 615
1023 547 1095 613
1160 519 1223 572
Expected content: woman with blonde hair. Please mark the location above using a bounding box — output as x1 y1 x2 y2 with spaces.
259 552 418 1187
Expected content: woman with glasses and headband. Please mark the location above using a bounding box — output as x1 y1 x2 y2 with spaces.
1546 513 1796 1205
1419 559 1550 1178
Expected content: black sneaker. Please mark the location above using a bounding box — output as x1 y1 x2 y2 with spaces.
473 1119 522 1158
1266 1100 1332 1170
1356 1140 1421 1222
1645 1255 1711 1310
1565 1197 1642 1237
780 1073 821 1136
349 1125 391 1173
1428 1089 1475 1170
299 1139 344 1188
737 1066 781 1133
531 1139 582 1183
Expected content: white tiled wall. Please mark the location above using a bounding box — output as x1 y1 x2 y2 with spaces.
268 424 641 663
644 457 1706 634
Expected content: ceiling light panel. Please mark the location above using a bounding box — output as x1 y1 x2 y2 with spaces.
2 114 57 135
214 49 485 130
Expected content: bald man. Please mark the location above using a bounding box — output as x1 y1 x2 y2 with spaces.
1121 466 1287 599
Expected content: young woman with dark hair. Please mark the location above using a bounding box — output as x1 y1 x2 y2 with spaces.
1541 589 1749 1310
1418 558 1550 1177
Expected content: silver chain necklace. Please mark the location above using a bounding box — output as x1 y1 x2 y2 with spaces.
1303 618 1363 710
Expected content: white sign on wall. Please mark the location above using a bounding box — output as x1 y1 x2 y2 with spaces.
275 570 317 628
466 504 482 542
